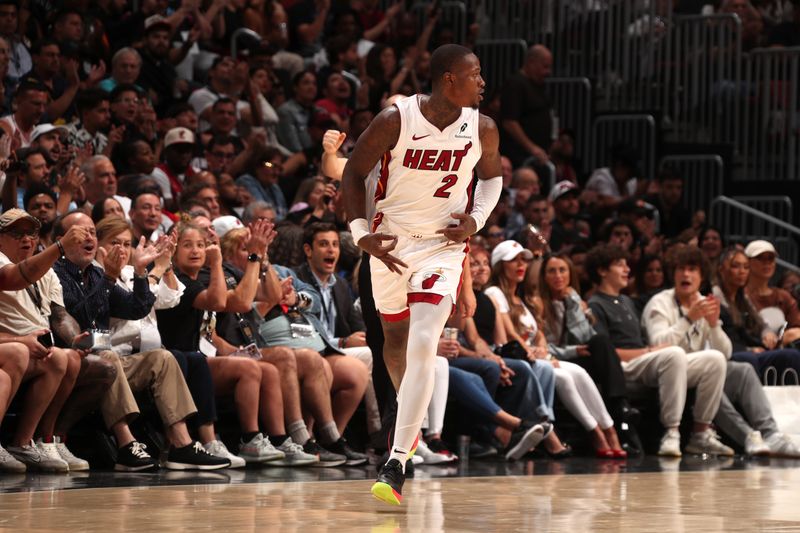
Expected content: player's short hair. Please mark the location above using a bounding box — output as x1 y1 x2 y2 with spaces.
430 44 474 87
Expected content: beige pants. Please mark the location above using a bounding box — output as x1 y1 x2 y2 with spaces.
622 346 727 427
98 349 197 429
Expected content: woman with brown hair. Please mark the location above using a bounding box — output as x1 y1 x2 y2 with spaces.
532 253 627 458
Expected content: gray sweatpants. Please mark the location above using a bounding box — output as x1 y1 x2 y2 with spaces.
622 346 727 427
714 361 779 445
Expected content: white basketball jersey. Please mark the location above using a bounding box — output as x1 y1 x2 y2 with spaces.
370 95 482 237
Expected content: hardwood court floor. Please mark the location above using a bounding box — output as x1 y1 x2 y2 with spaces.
2 463 800 532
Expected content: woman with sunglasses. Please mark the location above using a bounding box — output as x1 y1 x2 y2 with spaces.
744 240 800 347
714 246 800 379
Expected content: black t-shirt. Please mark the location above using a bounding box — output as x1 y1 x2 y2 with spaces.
499 73 553 166
473 290 496 346
156 271 205 352
646 194 693 239
197 262 266 348
588 291 646 349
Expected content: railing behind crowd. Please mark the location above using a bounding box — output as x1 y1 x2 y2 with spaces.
709 196 800 269
659 155 724 215
657 15 743 146
742 47 800 182
473 39 528 94
590 114 657 182
731 195 793 224
545 77 593 165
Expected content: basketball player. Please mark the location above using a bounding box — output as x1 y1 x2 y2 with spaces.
343 45 545 505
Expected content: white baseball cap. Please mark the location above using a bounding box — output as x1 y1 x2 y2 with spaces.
31 124 67 142
212 216 244 239
491 239 533 267
549 180 579 202
164 127 195 148
744 240 777 259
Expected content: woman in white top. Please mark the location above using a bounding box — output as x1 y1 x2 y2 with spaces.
486 241 627 459
484 240 569 458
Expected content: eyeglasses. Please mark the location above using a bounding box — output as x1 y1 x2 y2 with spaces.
753 254 777 263
211 152 235 160
2 228 39 240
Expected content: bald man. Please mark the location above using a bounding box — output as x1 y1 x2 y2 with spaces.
499 44 554 167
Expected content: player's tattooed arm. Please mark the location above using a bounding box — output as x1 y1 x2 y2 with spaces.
342 106 401 222
476 114 503 180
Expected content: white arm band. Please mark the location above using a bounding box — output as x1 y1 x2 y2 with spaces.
349 218 370 245
470 176 503 231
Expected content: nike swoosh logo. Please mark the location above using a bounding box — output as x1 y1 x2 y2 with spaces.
412 134 430 140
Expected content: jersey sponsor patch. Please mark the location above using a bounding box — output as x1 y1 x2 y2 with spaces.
454 121 473 139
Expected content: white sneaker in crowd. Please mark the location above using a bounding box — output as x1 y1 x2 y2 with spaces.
239 433 285 464
0 444 26 473
8 440 69 473
52 437 90 471
685 429 734 456
658 428 682 457
204 440 245 468
744 431 771 456
766 432 800 458
416 440 457 465
270 437 319 466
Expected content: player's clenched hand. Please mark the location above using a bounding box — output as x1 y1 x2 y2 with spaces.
437 212 477 243
358 233 408 274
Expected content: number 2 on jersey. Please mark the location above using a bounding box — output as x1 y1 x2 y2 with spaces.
433 174 458 198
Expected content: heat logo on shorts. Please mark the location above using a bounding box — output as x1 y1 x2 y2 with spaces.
421 271 447 289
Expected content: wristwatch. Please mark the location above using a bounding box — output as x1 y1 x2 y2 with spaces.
247 253 262 263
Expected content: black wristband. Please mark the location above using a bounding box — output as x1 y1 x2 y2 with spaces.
55 239 65 258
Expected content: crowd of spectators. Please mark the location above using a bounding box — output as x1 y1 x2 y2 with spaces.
0 0 797 473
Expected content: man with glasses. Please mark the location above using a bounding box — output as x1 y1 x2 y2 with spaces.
0 209 115 472
203 135 237 174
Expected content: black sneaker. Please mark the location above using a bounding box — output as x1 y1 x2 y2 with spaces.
165 441 231 470
326 438 368 466
505 421 550 461
375 451 415 477
115 441 158 472
371 459 405 505
303 439 346 467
